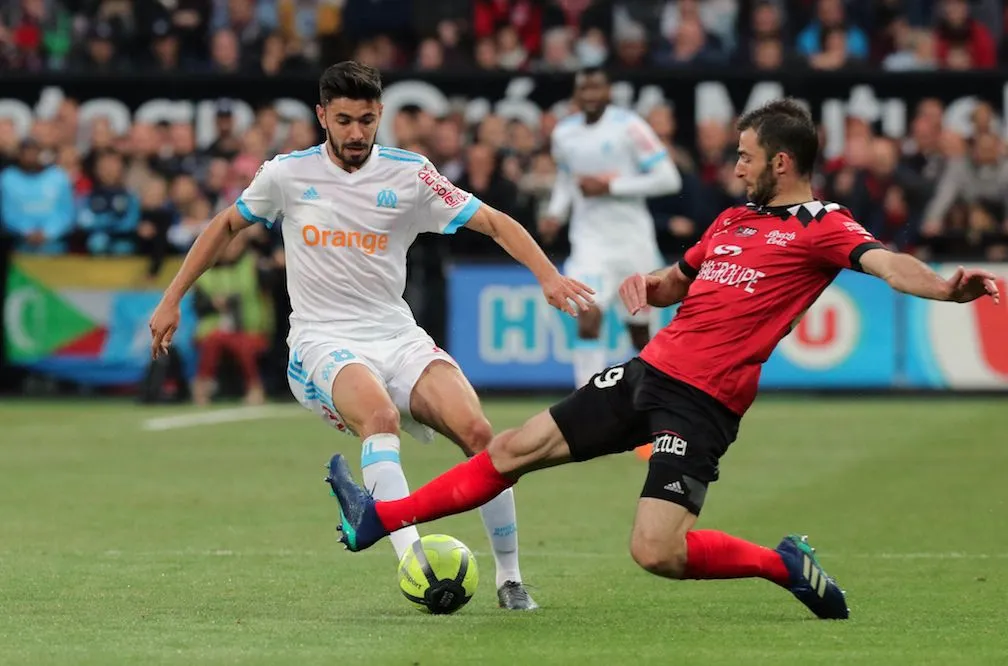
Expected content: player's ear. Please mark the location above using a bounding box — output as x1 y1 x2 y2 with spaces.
774 152 787 174
315 104 326 129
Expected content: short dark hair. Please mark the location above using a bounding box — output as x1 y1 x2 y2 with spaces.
575 66 608 83
737 99 818 176
319 61 383 105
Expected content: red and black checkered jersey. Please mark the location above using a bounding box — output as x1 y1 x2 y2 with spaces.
640 200 885 415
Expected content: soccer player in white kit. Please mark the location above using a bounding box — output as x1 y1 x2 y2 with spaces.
148 61 593 611
540 67 682 388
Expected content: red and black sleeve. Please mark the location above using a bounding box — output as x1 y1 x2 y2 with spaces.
809 208 887 272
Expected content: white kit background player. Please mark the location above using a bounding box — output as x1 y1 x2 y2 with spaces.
148 61 593 611
540 67 682 388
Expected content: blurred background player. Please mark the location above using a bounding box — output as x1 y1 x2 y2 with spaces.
540 67 682 388
148 61 593 611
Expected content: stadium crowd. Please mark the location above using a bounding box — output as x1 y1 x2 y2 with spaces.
2 0 1008 400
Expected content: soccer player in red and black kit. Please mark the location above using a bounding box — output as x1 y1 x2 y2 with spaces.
323 99 1000 620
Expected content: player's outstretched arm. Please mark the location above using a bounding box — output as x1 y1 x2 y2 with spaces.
148 204 252 358
619 263 692 314
465 203 594 316
860 248 1000 304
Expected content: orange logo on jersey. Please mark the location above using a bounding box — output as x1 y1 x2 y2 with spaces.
302 224 389 255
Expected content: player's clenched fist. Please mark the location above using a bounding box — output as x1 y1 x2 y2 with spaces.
619 273 661 315
540 271 595 317
149 298 181 359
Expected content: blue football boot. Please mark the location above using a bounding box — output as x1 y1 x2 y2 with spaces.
324 454 388 552
775 534 849 620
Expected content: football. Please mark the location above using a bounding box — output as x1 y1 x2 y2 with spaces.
397 534 479 614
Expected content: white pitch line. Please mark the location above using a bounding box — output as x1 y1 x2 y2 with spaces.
141 405 301 431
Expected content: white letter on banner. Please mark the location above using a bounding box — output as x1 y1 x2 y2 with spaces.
478 285 548 364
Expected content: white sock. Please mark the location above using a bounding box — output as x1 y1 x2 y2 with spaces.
360 433 419 561
572 340 607 388
478 487 522 588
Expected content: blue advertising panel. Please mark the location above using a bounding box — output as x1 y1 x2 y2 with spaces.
447 264 899 390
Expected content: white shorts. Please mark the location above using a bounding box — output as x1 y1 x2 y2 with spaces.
564 246 664 325
286 326 458 443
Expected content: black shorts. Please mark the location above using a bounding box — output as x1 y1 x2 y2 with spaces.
549 358 740 515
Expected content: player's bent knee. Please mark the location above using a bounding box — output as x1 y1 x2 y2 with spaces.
362 405 400 435
629 534 688 579
458 417 493 454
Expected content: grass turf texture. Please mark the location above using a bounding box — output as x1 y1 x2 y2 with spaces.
1 397 1006 665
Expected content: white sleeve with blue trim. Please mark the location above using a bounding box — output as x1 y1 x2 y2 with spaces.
609 116 682 198
236 158 283 228
414 160 482 235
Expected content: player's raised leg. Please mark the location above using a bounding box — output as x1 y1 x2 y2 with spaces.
325 407 572 553
328 363 420 561
408 359 537 610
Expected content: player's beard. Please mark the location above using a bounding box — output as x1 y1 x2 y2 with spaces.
328 135 372 169
747 164 778 207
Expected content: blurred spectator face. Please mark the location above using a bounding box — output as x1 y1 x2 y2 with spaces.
205 158 230 192
432 120 462 160
678 0 701 20
475 37 498 69
939 128 967 158
129 122 159 157
0 118 19 155
141 178 168 208
646 105 675 144
55 99 79 144
437 20 460 49
372 35 398 69
56 145 80 174
497 26 521 55
393 110 418 145
170 123 196 156
576 28 609 67
229 0 255 27
674 18 706 59
18 140 42 171
152 29 179 68
241 127 267 159
286 119 317 151
256 107 280 147
95 151 124 187
30 120 57 149
211 29 241 71
869 138 899 178
817 0 845 28
972 133 1002 166
945 46 971 69
542 27 575 69
467 143 496 179
531 152 554 176
89 117 116 152
508 121 537 155
417 38 444 70
941 0 969 29
216 109 235 137
573 70 609 120
540 111 558 143
477 114 507 150
415 111 435 141
88 34 115 66
261 33 285 74
752 2 782 35
823 28 847 60
171 175 200 208
753 37 784 70
972 102 995 136
697 120 728 160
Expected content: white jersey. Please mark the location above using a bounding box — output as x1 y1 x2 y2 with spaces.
236 143 481 341
547 106 680 260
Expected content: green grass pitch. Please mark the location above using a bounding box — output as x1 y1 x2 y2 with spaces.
2 397 1007 665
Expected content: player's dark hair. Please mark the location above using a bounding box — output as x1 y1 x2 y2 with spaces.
737 99 818 177
575 65 608 83
319 61 383 105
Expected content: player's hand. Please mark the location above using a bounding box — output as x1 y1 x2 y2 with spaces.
541 271 594 317
619 273 662 315
149 298 181 359
578 175 611 197
538 217 561 244
944 266 1000 304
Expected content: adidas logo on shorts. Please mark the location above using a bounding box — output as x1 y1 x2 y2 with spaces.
663 481 684 494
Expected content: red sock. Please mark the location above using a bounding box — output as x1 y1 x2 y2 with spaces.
684 530 790 586
374 451 514 531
